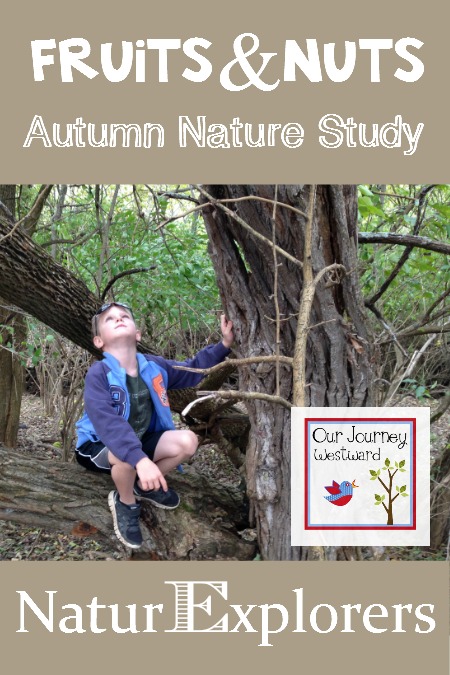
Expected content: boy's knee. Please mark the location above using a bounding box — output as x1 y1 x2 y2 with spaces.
108 451 135 472
178 430 198 459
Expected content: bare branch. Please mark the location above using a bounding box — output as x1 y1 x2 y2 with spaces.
366 303 409 357
19 184 53 234
272 185 281 397
383 333 439 406
101 266 156 301
292 186 317 407
197 389 292 410
0 185 53 244
173 355 293 377
358 232 450 256
210 194 308 219
366 190 431 306
197 186 303 268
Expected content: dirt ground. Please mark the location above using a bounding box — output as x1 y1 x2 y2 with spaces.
0 392 448 561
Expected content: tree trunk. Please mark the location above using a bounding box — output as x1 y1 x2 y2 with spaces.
0 445 255 560
0 311 26 447
430 440 450 550
201 185 373 560
0 185 24 448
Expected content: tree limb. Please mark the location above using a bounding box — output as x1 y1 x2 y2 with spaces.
358 232 450 256
173 355 293 376
101 266 156 301
197 389 292 410
196 186 303 268
293 186 316 406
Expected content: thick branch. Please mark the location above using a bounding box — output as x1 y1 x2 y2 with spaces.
358 232 450 256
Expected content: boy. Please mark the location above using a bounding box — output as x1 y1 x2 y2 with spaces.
75 302 234 550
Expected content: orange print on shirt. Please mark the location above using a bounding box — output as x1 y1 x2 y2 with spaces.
152 373 170 407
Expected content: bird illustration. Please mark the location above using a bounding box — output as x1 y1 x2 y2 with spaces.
324 479 359 506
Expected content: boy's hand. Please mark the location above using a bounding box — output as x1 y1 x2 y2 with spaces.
135 457 168 492
221 314 234 349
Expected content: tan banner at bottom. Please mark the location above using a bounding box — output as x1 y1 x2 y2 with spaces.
0 561 448 673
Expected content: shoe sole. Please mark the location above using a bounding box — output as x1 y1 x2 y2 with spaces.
108 491 142 550
133 489 180 510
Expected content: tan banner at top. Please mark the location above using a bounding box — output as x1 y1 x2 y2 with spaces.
1 0 448 182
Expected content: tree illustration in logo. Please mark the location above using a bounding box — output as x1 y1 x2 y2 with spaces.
369 458 408 525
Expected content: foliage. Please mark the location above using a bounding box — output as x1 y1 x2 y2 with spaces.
30 185 220 356
358 185 449 322
357 184 449 399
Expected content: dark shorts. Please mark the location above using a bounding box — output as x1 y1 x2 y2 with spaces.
75 429 166 474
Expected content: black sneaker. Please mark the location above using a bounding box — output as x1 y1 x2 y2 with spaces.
108 490 143 549
133 482 180 510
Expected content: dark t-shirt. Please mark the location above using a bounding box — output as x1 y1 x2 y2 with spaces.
126 372 153 439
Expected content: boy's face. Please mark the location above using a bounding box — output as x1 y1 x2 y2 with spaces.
93 304 141 350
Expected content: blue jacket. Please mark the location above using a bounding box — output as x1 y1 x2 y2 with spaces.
76 342 230 468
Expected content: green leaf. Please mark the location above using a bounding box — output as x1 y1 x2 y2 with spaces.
399 460 405 468
400 485 407 492
401 493 409 497
385 458 390 467
369 470 377 476
374 502 382 506
375 494 381 501
432 203 450 218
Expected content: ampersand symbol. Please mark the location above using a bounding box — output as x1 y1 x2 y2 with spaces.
220 33 280 92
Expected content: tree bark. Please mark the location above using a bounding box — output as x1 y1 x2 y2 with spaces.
200 185 373 560
0 445 255 560
0 185 24 447
430 439 450 550
0 208 103 356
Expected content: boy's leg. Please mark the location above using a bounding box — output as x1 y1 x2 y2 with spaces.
133 430 198 509
108 452 137 504
107 451 142 549
150 429 198 476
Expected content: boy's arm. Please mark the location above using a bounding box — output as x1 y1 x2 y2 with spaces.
155 314 234 389
83 363 147 468
149 342 231 390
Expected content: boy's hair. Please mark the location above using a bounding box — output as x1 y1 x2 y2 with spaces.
91 302 135 339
